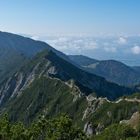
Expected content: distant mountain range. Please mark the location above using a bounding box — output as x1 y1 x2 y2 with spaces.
69 55 140 86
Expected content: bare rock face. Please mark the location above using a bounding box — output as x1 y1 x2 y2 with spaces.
107 111 112 118
95 123 104 135
84 121 104 137
48 66 57 75
0 62 41 106
82 96 106 120
120 111 140 129
10 73 23 98
65 79 82 102
84 122 95 137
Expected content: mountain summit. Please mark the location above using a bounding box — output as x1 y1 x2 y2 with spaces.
69 55 140 86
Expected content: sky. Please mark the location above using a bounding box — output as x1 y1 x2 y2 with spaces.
0 0 140 36
0 0 140 65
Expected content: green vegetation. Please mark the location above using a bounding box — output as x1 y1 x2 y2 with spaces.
69 55 140 86
126 93 140 99
89 100 140 128
0 34 140 140
0 114 87 140
0 51 28 84
4 76 87 126
92 123 140 140
0 31 48 85
1 113 140 140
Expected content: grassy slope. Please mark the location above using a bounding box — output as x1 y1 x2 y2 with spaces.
0 51 28 84
1 49 139 130
90 100 140 128
5 76 87 126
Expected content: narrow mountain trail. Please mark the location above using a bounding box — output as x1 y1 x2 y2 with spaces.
109 98 140 104
86 95 140 104
82 95 140 120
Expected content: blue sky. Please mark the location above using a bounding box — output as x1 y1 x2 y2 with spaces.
0 0 140 35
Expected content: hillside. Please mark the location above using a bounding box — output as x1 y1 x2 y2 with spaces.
0 49 136 125
69 55 140 86
0 32 139 139
0 31 72 84
69 55 98 66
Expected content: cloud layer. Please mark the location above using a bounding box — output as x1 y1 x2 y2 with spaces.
35 35 140 66
131 45 140 54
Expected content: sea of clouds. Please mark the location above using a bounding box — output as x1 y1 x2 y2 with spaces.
31 35 140 66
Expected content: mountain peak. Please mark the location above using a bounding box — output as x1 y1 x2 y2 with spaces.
69 55 140 86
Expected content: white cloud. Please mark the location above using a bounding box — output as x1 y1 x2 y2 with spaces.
118 37 127 44
46 37 99 52
57 37 68 42
38 35 140 65
31 36 39 40
74 39 83 43
131 45 140 55
85 42 98 50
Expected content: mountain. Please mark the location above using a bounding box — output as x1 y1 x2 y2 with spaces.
0 31 45 83
69 55 140 86
132 66 140 74
0 32 139 139
0 31 74 84
0 48 135 123
69 55 98 66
